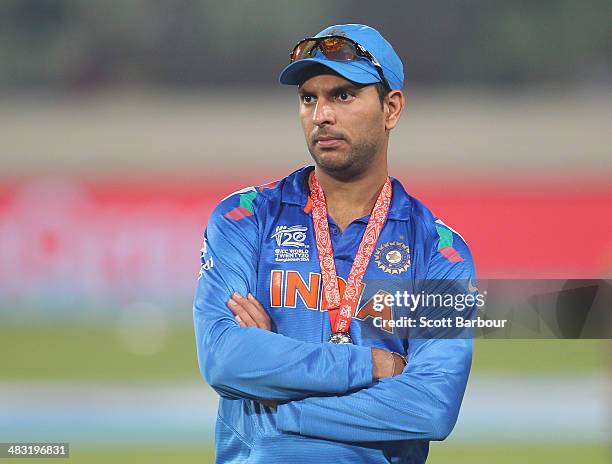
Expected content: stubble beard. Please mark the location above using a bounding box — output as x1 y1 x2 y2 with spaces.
308 136 382 182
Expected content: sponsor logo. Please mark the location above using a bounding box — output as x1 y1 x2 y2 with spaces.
198 238 214 279
374 241 411 275
223 187 258 221
435 220 465 263
271 225 310 262
328 28 348 37
198 257 214 278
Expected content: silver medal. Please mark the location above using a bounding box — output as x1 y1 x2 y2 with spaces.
329 332 353 344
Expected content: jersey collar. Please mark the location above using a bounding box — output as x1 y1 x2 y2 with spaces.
281 165 412 221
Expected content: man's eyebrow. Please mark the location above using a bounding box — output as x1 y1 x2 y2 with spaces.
298 83 363 96
328 84 362 94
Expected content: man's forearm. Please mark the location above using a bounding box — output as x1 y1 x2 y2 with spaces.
195 311 374 401
276 338 472 442
207 293 405 403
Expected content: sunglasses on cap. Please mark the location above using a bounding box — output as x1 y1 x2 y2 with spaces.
289 35 391 92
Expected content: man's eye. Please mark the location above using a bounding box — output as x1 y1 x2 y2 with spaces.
337 91 354 101
302 95 315 104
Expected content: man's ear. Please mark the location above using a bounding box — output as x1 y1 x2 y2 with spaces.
384 90 405 130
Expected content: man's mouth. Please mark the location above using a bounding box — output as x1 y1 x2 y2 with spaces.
314 135 345 148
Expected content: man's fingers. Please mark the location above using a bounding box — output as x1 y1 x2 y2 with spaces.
233 293 270 330
235 315 247 327
227 293 272 330
248 294 267 312
247 293 272 330
227 298 258 327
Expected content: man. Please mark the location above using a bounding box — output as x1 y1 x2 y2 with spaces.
194 23 476 463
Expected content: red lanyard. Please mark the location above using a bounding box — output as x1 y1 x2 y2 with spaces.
309 173 392 335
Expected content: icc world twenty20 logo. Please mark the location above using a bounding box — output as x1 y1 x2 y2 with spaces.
271 225 308 248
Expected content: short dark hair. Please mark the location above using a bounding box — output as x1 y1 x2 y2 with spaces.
373 82 389 109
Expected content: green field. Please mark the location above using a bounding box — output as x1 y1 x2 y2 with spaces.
428 443 610 464
1 444 608 464
0 323 201 381
0 323 608 380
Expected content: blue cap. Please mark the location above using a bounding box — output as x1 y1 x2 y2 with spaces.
279 24 404 90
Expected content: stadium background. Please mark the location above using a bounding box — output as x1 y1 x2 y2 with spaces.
0 1 610 462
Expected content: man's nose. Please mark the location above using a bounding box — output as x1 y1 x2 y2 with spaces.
313 100 335 126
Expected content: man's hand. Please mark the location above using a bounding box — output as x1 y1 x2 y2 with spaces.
227 292 272 331
372 348 406 380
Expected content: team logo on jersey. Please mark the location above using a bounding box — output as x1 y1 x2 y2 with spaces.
374 241 410 275
271 225 310 262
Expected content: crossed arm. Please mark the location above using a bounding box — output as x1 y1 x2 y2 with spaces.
227 291 406 383
215 290 473 442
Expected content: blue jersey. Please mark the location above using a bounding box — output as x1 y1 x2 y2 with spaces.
193 166 476 464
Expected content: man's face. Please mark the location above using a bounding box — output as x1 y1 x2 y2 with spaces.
298 73 387 179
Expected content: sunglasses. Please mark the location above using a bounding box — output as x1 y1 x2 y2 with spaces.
289 35 391 92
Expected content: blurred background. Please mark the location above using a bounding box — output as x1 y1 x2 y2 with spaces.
0 1 610 462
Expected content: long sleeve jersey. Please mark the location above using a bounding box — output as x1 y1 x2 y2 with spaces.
193 166 476 463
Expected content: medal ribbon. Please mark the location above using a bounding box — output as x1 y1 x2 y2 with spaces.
309 173 392 334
